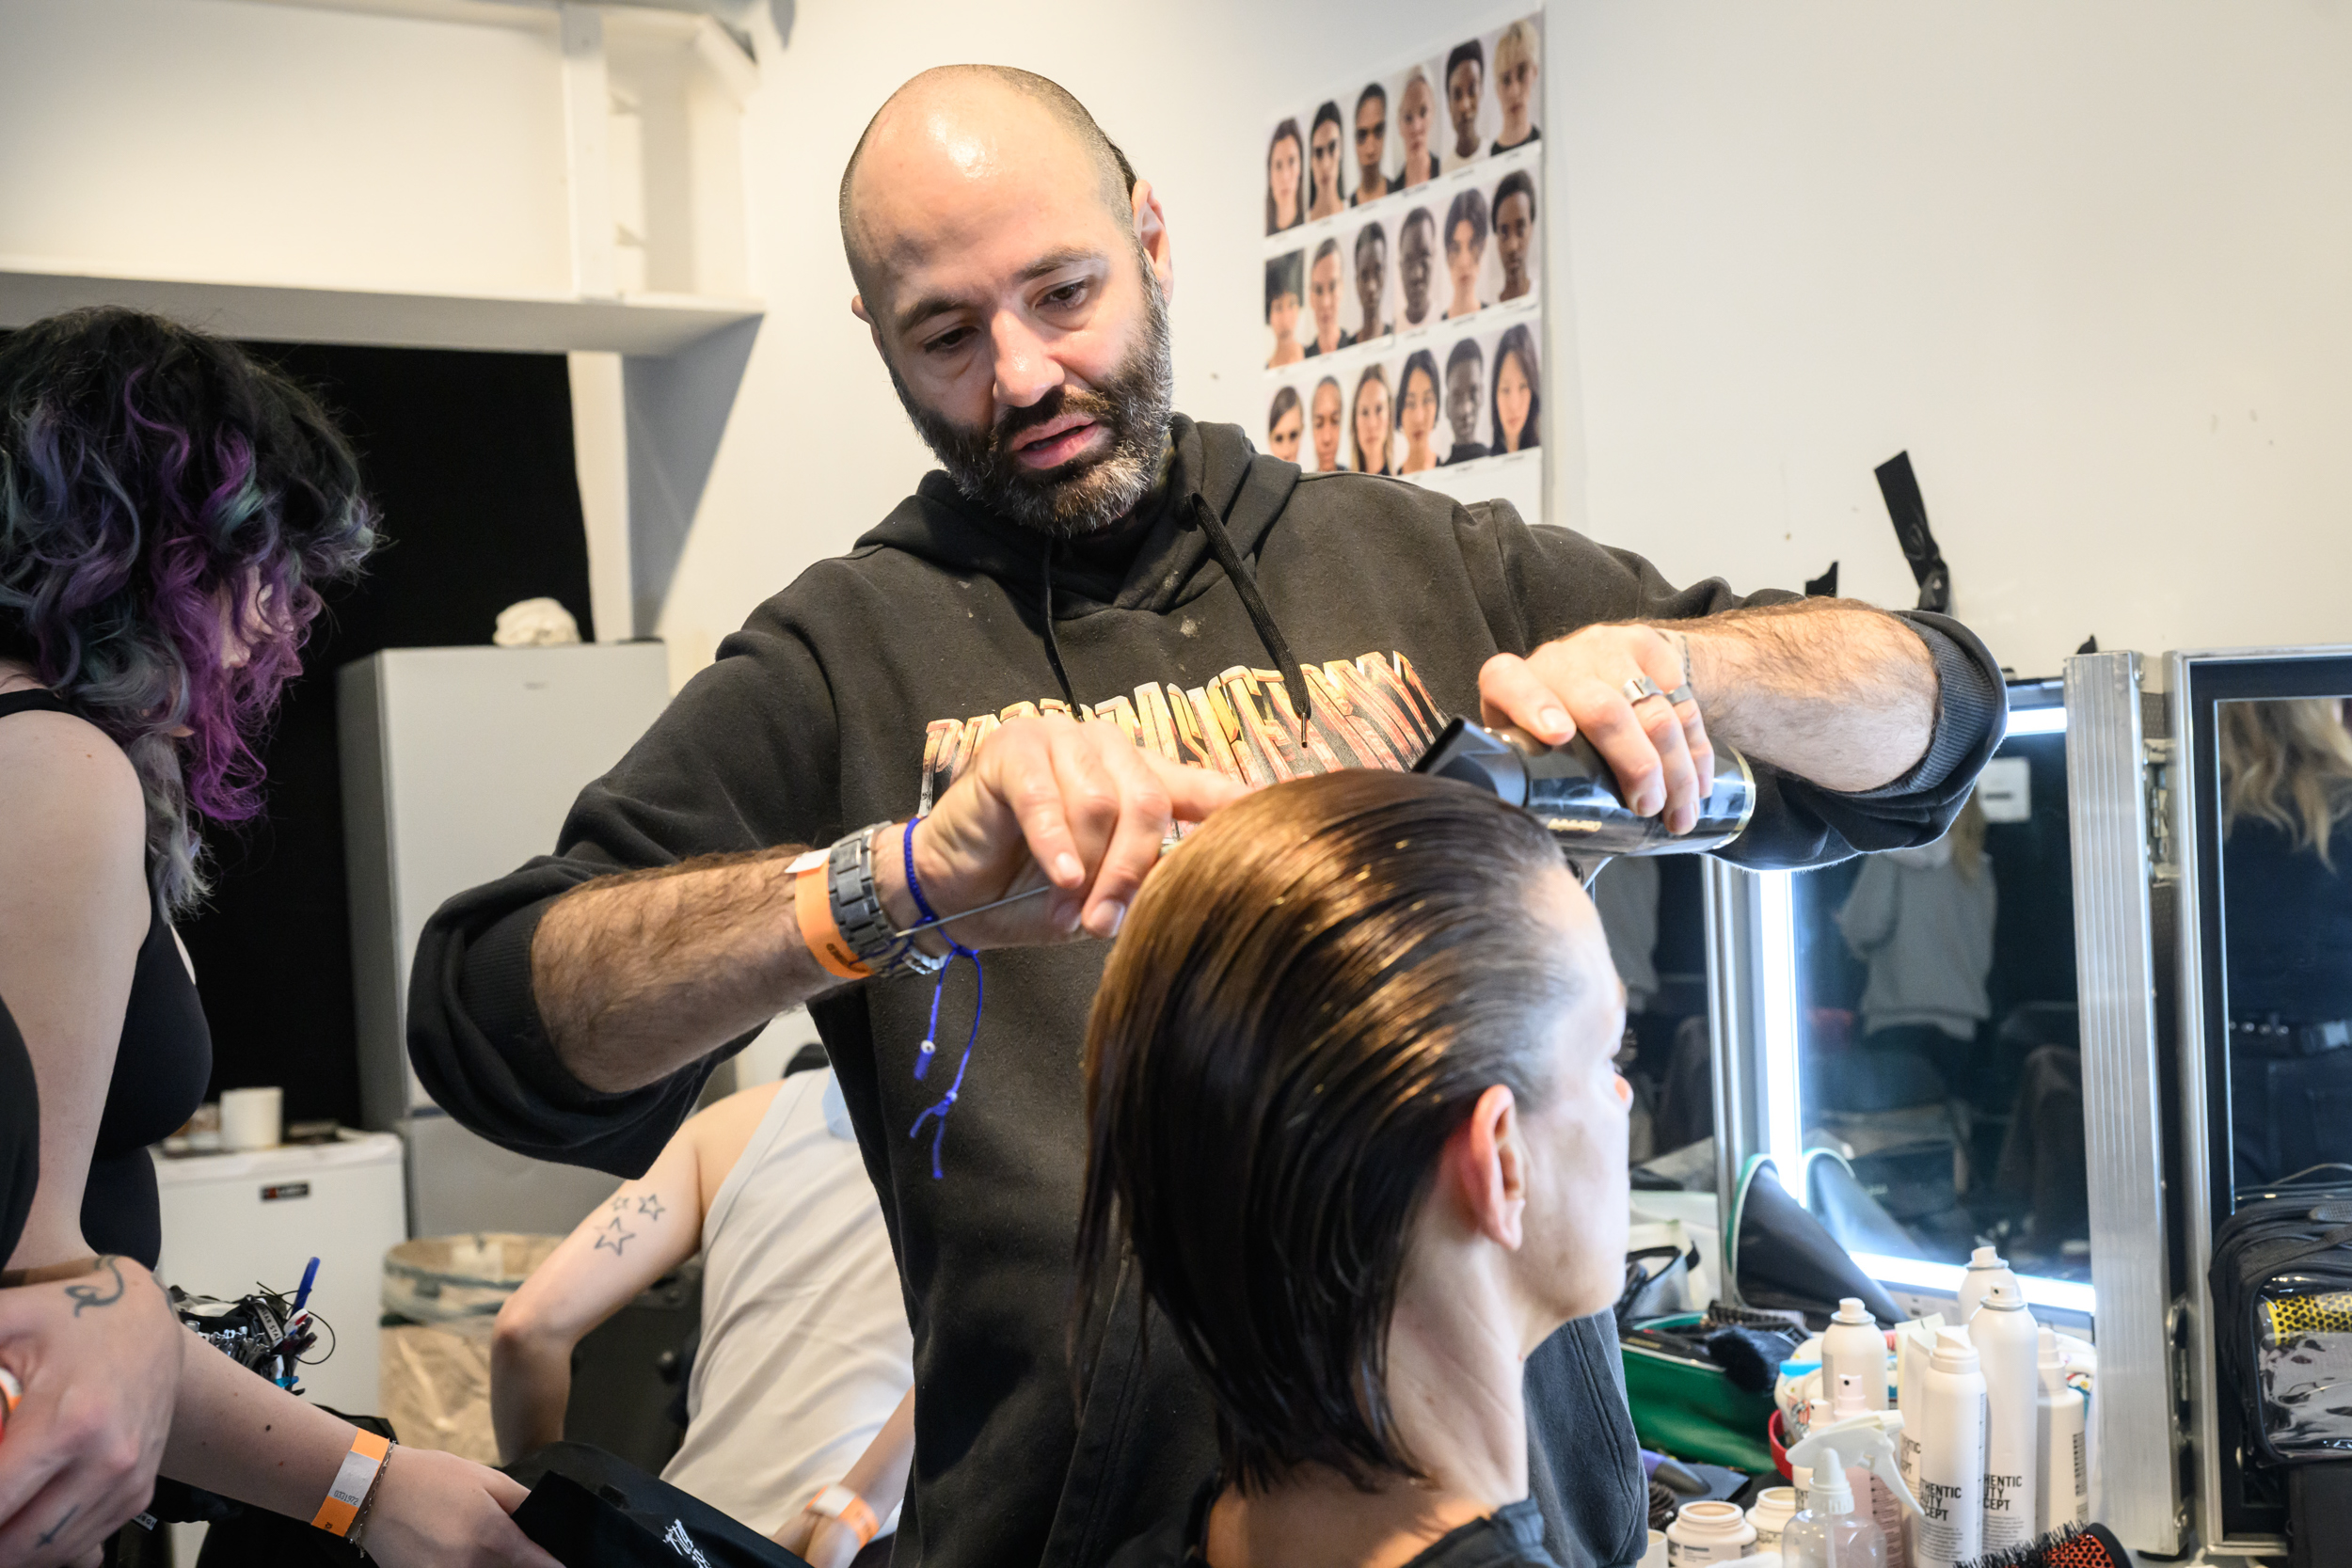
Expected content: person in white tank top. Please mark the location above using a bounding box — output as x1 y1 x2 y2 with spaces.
492 1064 914 1567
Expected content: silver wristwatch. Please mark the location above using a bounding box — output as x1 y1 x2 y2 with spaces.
828 823 945 978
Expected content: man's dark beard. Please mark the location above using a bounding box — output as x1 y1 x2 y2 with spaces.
889 275 1173 539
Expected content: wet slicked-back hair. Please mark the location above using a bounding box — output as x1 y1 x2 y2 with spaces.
838 64 1136 292
1073 769 1582 1492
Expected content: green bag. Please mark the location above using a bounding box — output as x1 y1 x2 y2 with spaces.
1620 1314 1777 1473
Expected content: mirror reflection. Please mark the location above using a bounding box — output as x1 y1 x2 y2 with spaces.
1792 689 2089 1277
2219 695 2352 1202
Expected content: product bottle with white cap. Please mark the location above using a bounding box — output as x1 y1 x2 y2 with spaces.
1778 1444 1889 1568
1664 1499 1756 1565
1748 1487 1801 1551
1971 1280 2038 1552
1821 1298 1890 1410
2035 1327 2089 1533
1891 1316 1945 1567
1955 1246 2017 1324
1913 1328 1986 1568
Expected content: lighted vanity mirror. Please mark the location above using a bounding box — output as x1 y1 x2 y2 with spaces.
2210 693 2352 1202
1782 680 2091 1298
2174 646 2352 1551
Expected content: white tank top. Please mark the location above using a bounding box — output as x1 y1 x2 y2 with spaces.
660 1069 914 1535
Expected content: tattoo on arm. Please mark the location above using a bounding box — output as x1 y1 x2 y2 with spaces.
593 1216 638 1258
65 1255 126 1316
36 1504 79 1546
636 1194 666 1221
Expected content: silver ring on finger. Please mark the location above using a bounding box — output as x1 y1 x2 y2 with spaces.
1621 673 1667 706
1665 683 1697 707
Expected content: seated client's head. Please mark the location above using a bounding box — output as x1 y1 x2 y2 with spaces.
1076 768 1629 1528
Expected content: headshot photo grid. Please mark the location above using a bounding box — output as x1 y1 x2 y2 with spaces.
1262 12 1545 492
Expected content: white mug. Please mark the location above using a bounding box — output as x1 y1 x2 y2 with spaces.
219 1086 283 1151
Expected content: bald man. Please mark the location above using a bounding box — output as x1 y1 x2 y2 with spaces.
412 65 2006 1568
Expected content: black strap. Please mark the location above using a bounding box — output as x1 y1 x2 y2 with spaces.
0 689 70 721
1038 538 1079 711
1186 492 1312 727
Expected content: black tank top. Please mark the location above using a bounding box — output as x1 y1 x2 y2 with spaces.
0 689 213 1269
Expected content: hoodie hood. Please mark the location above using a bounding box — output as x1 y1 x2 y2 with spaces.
852 415 1300 616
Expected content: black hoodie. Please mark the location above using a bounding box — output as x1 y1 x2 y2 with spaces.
409 417 2003 1568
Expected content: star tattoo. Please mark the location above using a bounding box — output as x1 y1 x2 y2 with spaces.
636 1194 666 1221
595 1215 637 1258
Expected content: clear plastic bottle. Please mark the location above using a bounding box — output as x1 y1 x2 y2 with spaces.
1780 1444 1888 1568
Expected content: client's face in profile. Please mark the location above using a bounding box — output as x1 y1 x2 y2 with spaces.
1498 869 1633 1327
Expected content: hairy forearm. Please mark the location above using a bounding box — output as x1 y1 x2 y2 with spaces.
1670 598 1937 793
532 847 838 1094
161 1332 355 1518
489 1329 572 1465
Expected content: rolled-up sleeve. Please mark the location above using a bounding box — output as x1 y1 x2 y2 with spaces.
405 606 844 1178
1465 502 2007 871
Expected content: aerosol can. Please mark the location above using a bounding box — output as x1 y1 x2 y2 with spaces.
1411 717 1756 882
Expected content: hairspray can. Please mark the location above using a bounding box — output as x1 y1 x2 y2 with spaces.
1956 1247 2015 1326
1411 717 1756 880
1972 1283 2039 1553
1821 1298 1890 1410
1914 1329 1986 1568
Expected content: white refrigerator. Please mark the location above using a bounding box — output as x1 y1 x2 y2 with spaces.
339 643 668 1238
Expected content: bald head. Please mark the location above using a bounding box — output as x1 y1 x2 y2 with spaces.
840 65 1135 295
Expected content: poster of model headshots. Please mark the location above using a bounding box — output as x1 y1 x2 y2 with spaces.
1260 13 1544 517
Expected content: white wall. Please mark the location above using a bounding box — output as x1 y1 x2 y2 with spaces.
0 0 571 295
658 0 2352 685
1549 2 2352 677
3 1 2347 681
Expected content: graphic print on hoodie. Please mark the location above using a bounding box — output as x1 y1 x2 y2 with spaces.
917 652 1445 809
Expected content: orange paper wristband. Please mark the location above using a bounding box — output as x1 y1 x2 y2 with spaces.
311 1428 390 1536
795 856 872 981
811 1484 881 1546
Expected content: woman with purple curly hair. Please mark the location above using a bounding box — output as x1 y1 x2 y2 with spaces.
0 309 558 1566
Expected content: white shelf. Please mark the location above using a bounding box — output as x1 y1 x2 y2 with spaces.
0 256 762 356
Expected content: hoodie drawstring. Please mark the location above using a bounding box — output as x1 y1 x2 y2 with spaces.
1186 491 1312 729
1034 492 1313 733
1039 536 1080 711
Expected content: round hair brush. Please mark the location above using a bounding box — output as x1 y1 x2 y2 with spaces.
1963 1523 2130 1568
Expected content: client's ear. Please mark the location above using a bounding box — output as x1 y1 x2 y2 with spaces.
1446 1084 1528 1251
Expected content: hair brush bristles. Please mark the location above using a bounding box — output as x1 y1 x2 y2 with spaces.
1962 1523 2129 1568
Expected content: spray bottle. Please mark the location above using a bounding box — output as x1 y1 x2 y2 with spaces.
2035 1326 2089 1533
1783 1418 1923 1568
1971 1280 2039 1552
1955 1247 2016 1324
1793 1394 1837 1504
1913 1328 1986 1568
1821 1298 1890 1410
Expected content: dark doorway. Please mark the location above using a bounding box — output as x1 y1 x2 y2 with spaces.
178 344 594 1128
